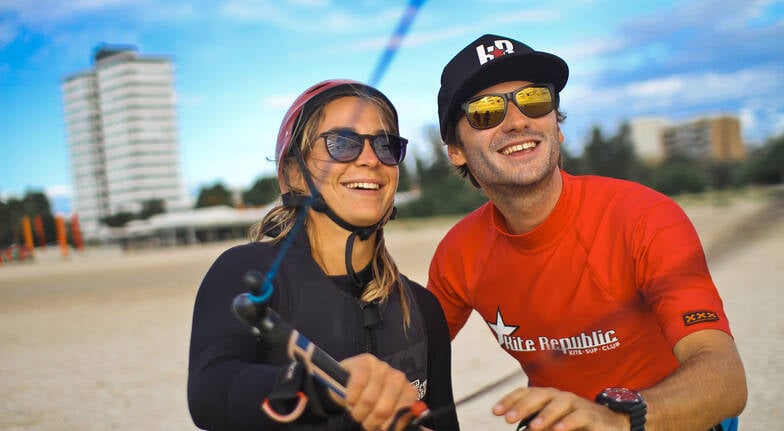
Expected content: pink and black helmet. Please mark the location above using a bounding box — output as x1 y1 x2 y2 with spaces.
274 79 399 192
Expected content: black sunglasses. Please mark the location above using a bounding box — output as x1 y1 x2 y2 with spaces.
319 129 407 166
461 83 556 129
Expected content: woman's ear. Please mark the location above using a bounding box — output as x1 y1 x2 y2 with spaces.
282 161 305 192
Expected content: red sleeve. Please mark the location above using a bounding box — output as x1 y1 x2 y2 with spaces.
633 198 732 346
427 236 474 340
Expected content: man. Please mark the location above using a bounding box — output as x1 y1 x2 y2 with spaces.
427 34 747 431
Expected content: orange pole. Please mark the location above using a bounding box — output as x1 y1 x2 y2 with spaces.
22 216 35 254
71 214 84 252
33 215 46 249
55 215 69 258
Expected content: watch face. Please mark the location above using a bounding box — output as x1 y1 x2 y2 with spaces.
603 387 642 403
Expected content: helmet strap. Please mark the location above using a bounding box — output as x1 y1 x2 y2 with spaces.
283 145 396 287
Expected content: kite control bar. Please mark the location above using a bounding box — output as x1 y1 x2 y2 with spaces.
232 269 428 429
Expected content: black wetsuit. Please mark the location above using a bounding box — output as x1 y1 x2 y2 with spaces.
188 230 460 430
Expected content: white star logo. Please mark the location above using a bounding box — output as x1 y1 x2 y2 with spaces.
487 308 518 345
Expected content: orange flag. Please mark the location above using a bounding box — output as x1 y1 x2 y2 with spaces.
55 215 69 258
22 216 35 252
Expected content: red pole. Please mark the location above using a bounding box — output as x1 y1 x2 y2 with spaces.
71 214 84 252
33 215 46 249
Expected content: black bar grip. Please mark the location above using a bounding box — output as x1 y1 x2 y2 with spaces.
232 293 349 397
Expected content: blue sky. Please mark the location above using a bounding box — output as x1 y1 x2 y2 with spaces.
1 0 783 214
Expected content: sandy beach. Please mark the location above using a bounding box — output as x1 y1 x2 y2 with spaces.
1 192 782 430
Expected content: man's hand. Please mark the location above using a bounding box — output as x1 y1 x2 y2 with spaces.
336 353 419 431
493 387 629 431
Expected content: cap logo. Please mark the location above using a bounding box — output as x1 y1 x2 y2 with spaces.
475 39 515 65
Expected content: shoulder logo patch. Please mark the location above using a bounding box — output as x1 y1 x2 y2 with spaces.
682 310 720 326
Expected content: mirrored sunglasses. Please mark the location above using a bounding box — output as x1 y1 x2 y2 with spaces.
461 84 556 130
319 129 407 166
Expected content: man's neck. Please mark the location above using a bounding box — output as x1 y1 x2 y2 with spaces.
485 168 563 235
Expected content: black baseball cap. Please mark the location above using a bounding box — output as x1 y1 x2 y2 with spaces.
437 34 569 140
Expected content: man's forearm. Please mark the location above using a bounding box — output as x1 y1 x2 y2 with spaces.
641 330 747 431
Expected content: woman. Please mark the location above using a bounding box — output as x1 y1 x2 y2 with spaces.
187 80 459 431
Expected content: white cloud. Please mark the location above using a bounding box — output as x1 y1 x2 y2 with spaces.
738 107 758 138
289 0 329 6
773 113 784 138
261 93 298 110
568 65 784 116
220 0 403 34
45 184 72 198
290 8 561 59
492 8 561 24
739 101 784 144
557 37 627 66
220 0 280 21
401 26 473 48
179 93 205 109
0 0 197 33
0 20 16 48
0 0 136 26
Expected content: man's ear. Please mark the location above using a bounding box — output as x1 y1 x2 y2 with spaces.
446 143 467 166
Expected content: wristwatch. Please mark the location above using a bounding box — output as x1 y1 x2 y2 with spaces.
595 387 647 431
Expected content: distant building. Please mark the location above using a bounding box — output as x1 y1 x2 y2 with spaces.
628 117 670 164
62 44 187 241
628 115 746 165
662 116 746 162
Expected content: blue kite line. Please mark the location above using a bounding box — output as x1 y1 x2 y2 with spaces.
254 1 426 300
368 0 426 87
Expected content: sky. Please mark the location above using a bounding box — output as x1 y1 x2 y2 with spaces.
1 0 783 214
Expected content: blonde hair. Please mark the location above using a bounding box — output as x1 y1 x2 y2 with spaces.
248 90 411 325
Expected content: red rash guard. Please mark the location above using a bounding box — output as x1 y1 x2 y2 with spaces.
428 171 731 399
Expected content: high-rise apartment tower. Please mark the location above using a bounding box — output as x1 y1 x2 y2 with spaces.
62 44 186 240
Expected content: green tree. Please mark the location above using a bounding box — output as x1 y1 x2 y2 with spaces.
100 212 136 228
98 199 166 228
397 126 487 217
0 191 57 247
0 199 23 247
561 143 584 174
708 161 745 190
196 183 233 208
582 123 644 181
138 199 166 220
648 155 710 195
741 134 784 185
397 160 414 192
242 177 279 206
580 126 608 175
22 191 52 216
